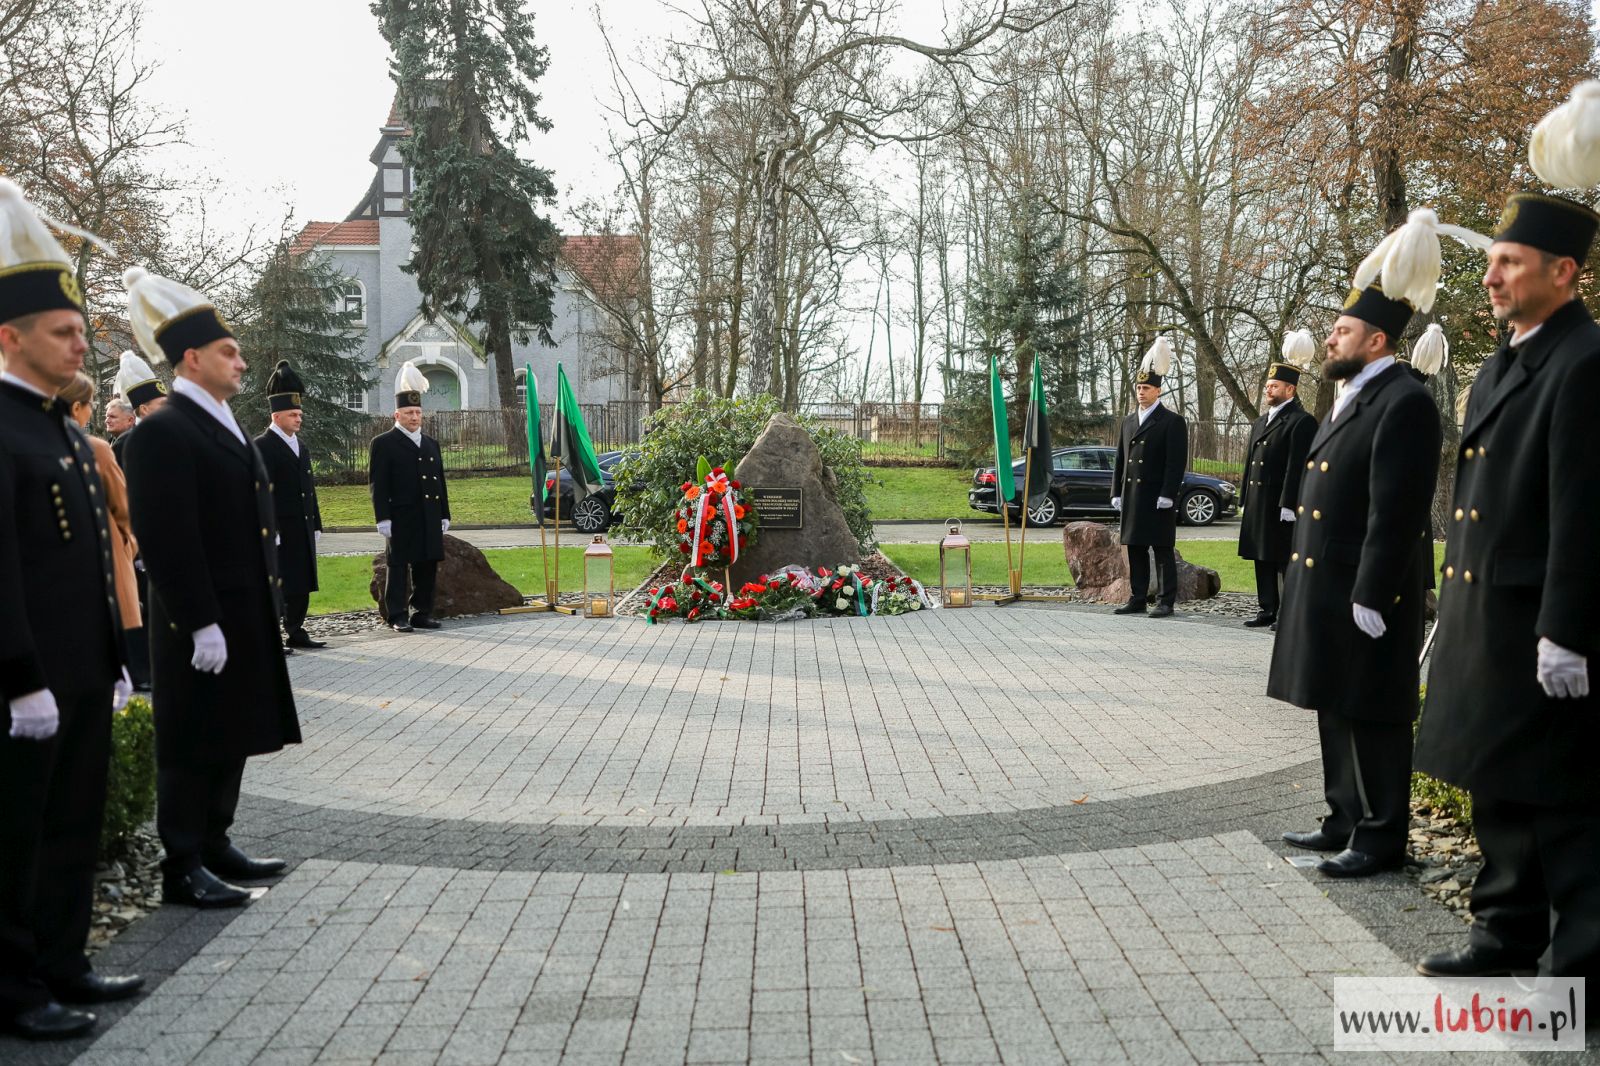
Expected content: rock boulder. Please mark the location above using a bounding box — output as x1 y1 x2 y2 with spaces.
370 534 524 617
728 414 862 588
1062 521 1220 603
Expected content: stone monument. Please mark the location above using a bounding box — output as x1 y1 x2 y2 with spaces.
1061 521 1220 603
371 535 524 617
728 414 862 587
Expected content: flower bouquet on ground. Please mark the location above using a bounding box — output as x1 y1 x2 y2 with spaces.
644 571 726 625
722 571 819 622
871 574 935 615
814 563 873 617
674 456 758 568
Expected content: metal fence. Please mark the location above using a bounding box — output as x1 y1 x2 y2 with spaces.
314 402 1253 482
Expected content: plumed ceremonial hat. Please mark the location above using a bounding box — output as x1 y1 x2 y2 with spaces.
1135 336 1174 388
395 360 428 410
123 266 235 365
266 360 305 412
0 178 91 324
115 349 166 409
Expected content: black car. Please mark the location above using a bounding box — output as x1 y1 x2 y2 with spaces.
535 450 632 533
968 446 1237 526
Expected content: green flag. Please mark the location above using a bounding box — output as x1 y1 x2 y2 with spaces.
551 363 605 505
524 363 548 526
1022 364 1053 505
989 356 1015 503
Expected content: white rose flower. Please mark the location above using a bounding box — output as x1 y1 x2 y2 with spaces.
835 597 849 610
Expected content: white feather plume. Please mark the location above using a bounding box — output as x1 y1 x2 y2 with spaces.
1410 322 1449 376
1352 208 1491 314
396 361 430 395
123 266 216 364
1530 81 1600 190
1280 329 1316 367
115 349 158 398
0 177 115 267
1139 336 1174 378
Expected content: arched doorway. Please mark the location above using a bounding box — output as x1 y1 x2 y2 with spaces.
420 365 460 411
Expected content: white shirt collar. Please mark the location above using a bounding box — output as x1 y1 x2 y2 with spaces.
1331 355 1395 420
171 376 247 445
0 371 52 400
1265 401 1283 423
1137 403 1159 425
1510 322 1543 349
269 422 299 456
396 423 422 446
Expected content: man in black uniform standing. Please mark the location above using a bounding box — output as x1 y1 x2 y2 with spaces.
1415 187 1600 981
1269 284 1440 878
254 361 324 652
370 361 451 633
1237 356 1315 628
0 178 141 1040
122 266 300 909
111 348 167 693
1112 338 1188 618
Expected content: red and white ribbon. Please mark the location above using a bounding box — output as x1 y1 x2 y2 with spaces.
690 471 740 568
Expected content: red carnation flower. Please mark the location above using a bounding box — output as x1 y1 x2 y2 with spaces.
679 543 691 553
731 480 741 489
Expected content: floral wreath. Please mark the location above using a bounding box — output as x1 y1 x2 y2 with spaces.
674 456 759 567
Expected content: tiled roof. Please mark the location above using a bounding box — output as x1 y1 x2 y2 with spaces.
560 235 641 302
290 219 380 255
384 94 412 133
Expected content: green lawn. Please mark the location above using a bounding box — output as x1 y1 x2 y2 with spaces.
882 540 1448 596
864 467 973 521
307 545 659 615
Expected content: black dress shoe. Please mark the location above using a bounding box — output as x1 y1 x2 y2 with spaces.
1416 946 1538 978
410 614 442 630
388 621 414 633
286 632 326 649
4 1002 95 1040
1244 613 1276 628
49 972 144 1004
1112 601 1146 615
203 844 286 881
1283 828 1347 852
281 645 295 656
1269 622 1277 631
1317 848 1403 879
1149 602 1175 618
162 866 251 908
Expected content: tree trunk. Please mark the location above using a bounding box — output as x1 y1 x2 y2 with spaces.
748 148 782 397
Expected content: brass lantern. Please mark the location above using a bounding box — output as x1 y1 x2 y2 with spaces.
583 534 614 618
939 519 973 608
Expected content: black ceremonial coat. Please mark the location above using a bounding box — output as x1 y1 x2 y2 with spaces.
1267 364 1439 722
1417 299 1600 805
1237 398 1316 562
1113 403 1187 548
254 429 321 598
369 427 450 564
0 383 122 705
123 393 300 762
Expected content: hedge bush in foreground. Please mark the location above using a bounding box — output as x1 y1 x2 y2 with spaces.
102 696 156 860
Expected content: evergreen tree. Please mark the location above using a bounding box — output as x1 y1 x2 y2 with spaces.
371 0 559 411
234 241 373 464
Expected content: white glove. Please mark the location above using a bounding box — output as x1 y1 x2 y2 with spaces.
441 519 450 533
134 558 144 572
1280 507 1296 523
8 688 59 740
1352 603 1386 639
1156 496 1174 510
112 668 132 711
1111 497 1122 512
275 533 280 546
314 530 321 546
376 520 392 538
1537 637 1589 699
190 624 228 674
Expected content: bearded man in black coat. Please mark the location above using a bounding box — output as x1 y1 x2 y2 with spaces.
1237 359 1315 628
122 267 299 910
253 361 324 652
1268 284 1440 879
1111 339 1188 618
1414 190 1600 983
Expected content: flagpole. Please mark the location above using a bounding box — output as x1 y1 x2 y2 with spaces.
550 453 577 615
1016 447 1032 593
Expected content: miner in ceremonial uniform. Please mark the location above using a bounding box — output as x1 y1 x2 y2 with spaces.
254 361 324 652
1414 84 1600 983
370 360 451 633
1237 337 1316 628
1111 338 1188 618
122 267 299 910
111 349 167 693
0 179 141 1041
1269 237 1453 876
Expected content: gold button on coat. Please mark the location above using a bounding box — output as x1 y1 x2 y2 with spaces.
1445 566 1455 579
1304 557 1315 567
1320 461 1329 472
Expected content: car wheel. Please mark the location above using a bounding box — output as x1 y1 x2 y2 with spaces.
1182 490 1218 526
571 496 611 533
1026 493 1059 527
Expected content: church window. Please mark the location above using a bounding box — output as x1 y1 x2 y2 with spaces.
340 282 366 325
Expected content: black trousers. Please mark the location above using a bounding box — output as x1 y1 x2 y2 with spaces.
1467 794 1600 977
0 687 112 1016
383 555 437 623
1314 710 1411 857
156 755 246 878
281 591 310 638
126 566 151 687
1254 559 1286 616
1126 545 1177 606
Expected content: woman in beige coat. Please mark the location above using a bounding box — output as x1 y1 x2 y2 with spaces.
59 371 141 630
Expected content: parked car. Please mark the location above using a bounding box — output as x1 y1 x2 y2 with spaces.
968 446 1237 527
535 450 634 533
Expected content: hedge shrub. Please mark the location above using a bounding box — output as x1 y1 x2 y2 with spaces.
1410 685 1472 829
102 696 157 860
613 392 874 557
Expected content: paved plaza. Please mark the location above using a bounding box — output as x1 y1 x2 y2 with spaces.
14 606 1523 1064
